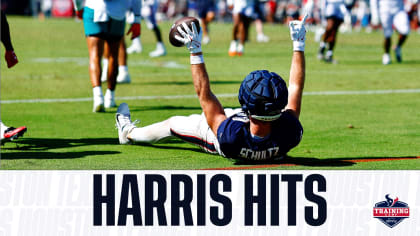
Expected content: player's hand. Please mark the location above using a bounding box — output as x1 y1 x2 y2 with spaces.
76 9 84 20
127 23 141 40
175 22 202 54
5 50 18 68
289 14 308 52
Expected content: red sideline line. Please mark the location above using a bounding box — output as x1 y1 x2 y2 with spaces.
351 156 420 163
201 156 420 170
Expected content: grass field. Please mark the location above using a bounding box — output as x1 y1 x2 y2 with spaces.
1 16 419 170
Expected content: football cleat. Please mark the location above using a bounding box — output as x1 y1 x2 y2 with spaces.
116 69 131 84
3 126 27 141
256 34 269 43
236 44 244 57
382 53 391 65
228 41 237 57
394 47 402 63
324 51 337 64
127 42 142 54
93 95 105 112
149 43 167 58
115 103 138 144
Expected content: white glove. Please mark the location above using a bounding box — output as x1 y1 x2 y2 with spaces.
175 22 202 54
289 14 308 52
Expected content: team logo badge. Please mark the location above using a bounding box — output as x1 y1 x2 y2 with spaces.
373 194 410 228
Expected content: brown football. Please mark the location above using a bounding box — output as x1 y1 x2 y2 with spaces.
169 17 201 47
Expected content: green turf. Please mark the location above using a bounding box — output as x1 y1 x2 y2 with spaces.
1 16 419 169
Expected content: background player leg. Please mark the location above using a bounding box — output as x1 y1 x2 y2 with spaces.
393 11 410 63
116 39 131 83
229 13 241 56
102 39 131 84
202 11 215 44
149 25 167 57
104 39 120 109
87 36 105 112
147 3 167 58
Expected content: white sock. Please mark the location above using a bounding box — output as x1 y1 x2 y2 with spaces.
105 89 114 99
131 37 141 47
118 65 128 74
157 42 165 50
326 50 333 57
320 41 326 49
102 58 109 67
93 86 102 98
129 120 172 143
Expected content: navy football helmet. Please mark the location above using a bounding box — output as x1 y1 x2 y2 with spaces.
238 70 288 121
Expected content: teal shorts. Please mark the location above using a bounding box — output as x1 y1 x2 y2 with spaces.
83 7 125 41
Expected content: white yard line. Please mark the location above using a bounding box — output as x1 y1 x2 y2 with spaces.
2 89 420 104
31 57 188 69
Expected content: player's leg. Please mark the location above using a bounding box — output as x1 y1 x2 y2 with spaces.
126 12 142 54
116 103 220 153
379 10 393 64
101 43 110 82
255 2 269 43
148 4 167 58
229 13 241 56
393 10 410 63
115 103 187 145
86 36 106 112
116 39 131 84
202 11 215 44
324 18 342 63
104 38 120 109
1 11 19 68
318 18 333 60
236 14 250 56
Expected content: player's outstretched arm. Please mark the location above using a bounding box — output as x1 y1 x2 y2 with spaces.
176 22 227 135
285 14 307 119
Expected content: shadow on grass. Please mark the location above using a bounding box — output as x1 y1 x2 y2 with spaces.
1 138 119 151
233 156 420 167
1 151 120 160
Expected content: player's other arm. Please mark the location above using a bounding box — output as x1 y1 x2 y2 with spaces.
285 15 307 119
176 22 227 135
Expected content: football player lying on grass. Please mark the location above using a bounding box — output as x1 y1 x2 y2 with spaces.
115 16 308 161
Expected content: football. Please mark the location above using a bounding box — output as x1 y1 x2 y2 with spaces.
169 17 201 47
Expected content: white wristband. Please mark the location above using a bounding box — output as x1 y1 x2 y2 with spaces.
293 41 305 52
190 54 204 64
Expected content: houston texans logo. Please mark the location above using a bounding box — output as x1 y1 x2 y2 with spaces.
373 194 409 228
385 194 398 207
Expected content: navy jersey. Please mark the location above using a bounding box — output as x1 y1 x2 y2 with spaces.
217 111 303 160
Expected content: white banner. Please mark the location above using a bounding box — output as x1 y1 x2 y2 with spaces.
0 171 419 236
